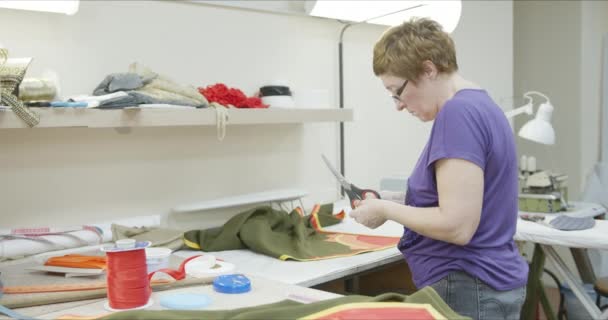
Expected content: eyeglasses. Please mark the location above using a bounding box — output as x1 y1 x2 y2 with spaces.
391 80 408 103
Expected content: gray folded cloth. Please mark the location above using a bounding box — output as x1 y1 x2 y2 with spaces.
94 73 144 94
549 216 596 231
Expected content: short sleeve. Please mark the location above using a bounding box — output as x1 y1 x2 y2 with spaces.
426 100 488 170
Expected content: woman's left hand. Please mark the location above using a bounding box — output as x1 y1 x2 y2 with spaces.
350 199 388 229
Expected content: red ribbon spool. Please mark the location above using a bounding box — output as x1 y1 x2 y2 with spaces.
106 248 151 310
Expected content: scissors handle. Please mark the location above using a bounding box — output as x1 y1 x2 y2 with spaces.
346 184 381 208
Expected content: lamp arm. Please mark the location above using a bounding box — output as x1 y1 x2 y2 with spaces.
504 90 551 119
504 99 533 119
523 91 550 104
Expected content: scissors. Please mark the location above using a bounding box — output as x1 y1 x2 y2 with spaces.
321 154 381 208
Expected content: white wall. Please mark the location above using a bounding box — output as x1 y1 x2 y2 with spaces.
580 1 608 192
0 1 343 228
515 0 608 206
515 1 583 199
0 1 514 229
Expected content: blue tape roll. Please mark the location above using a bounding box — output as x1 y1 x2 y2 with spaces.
213 274 251 294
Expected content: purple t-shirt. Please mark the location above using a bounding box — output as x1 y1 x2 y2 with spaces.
399 89 529 291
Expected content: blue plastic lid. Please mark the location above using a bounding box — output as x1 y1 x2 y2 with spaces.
160 293 211 310
213 274 251 294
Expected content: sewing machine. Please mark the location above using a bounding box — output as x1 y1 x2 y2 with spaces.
518 170 569 213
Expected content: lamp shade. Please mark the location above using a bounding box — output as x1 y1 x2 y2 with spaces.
518 101 555 145
305 0 461 32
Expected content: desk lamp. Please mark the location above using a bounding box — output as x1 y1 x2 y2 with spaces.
305 0 462 186
504 91 556 145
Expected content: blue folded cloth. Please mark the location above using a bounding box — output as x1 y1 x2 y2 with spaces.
50 101 88 108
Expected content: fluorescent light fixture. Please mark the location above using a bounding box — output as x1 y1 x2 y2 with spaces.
305 0 461 32
0 1 79 15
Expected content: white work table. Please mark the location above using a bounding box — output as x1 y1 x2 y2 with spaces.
514 201 608 320
12 275 341 319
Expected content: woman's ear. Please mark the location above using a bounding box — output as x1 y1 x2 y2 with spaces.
421 60 438 79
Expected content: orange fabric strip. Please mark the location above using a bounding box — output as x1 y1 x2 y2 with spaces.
44 254 107 270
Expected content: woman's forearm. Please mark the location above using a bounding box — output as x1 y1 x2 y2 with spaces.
382 201 476 246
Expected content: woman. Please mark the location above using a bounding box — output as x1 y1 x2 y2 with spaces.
349 18 528 319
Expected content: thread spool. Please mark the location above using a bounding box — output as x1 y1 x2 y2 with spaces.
520 155 528 172
101 240 153 311
0 47 7 70
527 156 537 173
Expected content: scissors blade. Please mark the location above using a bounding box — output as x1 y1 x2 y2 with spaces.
321 154 352 191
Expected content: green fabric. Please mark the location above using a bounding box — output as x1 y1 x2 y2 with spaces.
183 204 358 261
99 286 470 320
311 205 343 227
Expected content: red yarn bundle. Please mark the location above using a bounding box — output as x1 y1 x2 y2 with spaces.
199 83 268 109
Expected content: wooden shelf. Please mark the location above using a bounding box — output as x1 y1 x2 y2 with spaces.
0 107 353 129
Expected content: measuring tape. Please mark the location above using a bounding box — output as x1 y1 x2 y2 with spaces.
3 279 173 294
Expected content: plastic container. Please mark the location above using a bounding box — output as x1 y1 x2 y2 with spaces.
144 247 171 273
259 85 291 97
259 84 295 108
261 95 295 108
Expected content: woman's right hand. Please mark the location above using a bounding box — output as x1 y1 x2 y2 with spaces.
350 198 388 229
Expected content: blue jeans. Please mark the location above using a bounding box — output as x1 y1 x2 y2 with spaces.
429 271 526 320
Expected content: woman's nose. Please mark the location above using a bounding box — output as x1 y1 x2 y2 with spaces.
396 100 406 110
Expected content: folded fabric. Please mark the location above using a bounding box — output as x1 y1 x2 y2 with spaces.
94 73 144 93
183 204 400 261
44 254 106 269
111 224 184 251
95 287 470 320
0 228 106 262
549 215 596 231
68 92 129 107
92 63 208 108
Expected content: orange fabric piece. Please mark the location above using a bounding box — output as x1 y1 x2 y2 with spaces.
302 302 444 320
44 254 107 269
